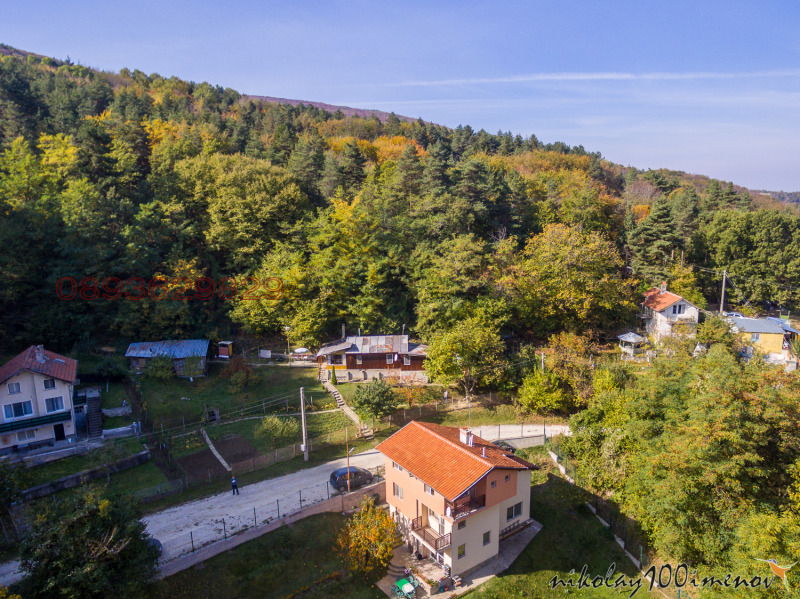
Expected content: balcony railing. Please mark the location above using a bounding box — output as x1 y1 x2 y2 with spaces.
0 411 71 434
411 517 451 551
445 494 486 520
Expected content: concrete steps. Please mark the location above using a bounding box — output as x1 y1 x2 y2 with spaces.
86 396 103 439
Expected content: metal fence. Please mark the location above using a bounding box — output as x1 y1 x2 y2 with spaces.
150 464 385 563
547 438 653 568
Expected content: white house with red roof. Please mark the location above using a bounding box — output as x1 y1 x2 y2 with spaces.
0 345 78 453
641 283 700 342
376 421 538 578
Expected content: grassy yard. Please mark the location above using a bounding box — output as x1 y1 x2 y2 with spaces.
152 513 385 599
20 438 146 488
140 364 326 428
464 447 658 599
205 411 356 448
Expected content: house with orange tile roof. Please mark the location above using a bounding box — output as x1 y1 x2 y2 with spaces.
376 421 537 578
0 345 79 453
640 282 700 342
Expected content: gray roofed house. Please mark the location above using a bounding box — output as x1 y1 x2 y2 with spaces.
125 339 210 377
316 334 428 383
727 317 785 335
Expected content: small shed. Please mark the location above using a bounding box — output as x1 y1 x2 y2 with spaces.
125 340 210 377
617 332 645 356
217 341 233 359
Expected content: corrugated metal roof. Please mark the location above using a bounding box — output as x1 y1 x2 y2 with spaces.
376 421 535 501
727 317 785 335
125 339 210 359
0 346 78 385
317 335 424 357
767 317 799 334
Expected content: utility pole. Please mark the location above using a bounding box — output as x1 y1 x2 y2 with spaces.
300 387 308 462
719 270 727 315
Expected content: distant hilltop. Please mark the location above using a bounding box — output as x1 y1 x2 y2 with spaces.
244 95 418 124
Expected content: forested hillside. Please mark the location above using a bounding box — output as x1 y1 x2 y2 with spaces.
1 48 800 352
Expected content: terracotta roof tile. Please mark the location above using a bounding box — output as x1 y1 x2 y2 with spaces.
642 287 683 312
0 346 78 385
376 421 535 501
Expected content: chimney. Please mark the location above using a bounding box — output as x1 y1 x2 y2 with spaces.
34 345 46 363
481 446 486 457
660 281 667 294
459 428 473 447
342 323 346 339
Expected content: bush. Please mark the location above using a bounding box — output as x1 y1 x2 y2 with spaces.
254 415 299 450
351 380 399 418
144 356 173 380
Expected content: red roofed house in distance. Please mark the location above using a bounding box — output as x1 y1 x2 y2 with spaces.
640 282 700 342
376 421 539 579
0 345 79 454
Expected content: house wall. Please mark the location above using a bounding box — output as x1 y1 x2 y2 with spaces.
740 332 784 356
647 301 699 341
0 371 75 451
319 353 425 371
485 469 518 507
449 500 500 576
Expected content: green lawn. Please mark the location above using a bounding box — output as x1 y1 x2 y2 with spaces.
205 411 356 448
99 381 128 410
152 513 385 599
21 438 146 488
140 364 326 428
464 447 658 599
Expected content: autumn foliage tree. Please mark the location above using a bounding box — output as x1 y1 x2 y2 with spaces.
335 496 400 579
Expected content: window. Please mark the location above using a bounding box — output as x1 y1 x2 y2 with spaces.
506 502 523 521
403 355 411 366
672 303 686 315
751 333 761 342
505 474 511 482
330 355 343 365
386 354 393 365
483 531 491 546
457 544 466 559
43 378 56 390
490 480 496 488
356 355 363 365
4 401 32 420
45 396 64 413
424 483 434 496
393 461 403 471
16 430 34 442
457 521 466 530
392 483 403 499
7 382 20 395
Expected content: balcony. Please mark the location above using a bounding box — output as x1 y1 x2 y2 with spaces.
445 494 486 520
411 516 451 551
0 411 71 434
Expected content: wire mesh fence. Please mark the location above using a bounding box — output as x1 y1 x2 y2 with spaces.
546 437 654 568
150 464 385 563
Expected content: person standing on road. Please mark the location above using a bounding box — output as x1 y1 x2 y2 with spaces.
231 475 239 496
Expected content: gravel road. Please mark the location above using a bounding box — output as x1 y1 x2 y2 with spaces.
0 422 569 586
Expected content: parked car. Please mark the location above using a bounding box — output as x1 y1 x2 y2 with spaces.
491 440 516 454
330 466 374 493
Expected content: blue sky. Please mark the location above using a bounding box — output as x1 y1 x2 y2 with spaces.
3 0 800 190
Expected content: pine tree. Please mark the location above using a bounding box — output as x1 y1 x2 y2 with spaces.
629 200 682 283
423 140 452 196
393 144 422 199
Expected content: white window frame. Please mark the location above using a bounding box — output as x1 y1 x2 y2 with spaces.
424 483 435 496
751 333 761 342
386 354 393 365
4 401 33 420
16 429 35 442
483 531 491 546
356 355 363 365
393 482 403 499
457 520 466 530
505 474 511 482
393 461 403 471
43 378 56 390
403 355 411 366
457 544 466 559
7 382 20 395
490 480 496 488
506 502 522 521
45 396 64 413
